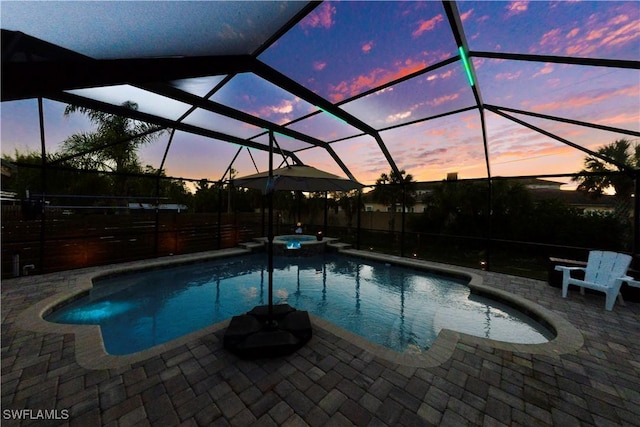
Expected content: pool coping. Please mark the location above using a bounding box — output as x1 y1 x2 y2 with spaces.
15 247 583 370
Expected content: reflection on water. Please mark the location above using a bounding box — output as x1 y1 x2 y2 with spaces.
46 253 553 355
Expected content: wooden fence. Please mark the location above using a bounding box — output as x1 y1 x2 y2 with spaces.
1 212 263 278
1 209 408 278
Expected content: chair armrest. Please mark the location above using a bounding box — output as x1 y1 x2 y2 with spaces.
623 276 640 288
555 266 585 272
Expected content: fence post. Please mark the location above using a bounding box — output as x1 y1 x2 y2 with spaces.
154 175 160 257
38 97 47 274
357 190 362 250
401 183 406 257
324 191 328 234
634 174 639 260
486 178 493 271
217 185 222 250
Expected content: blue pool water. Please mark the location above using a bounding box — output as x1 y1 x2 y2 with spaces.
46 253 553 355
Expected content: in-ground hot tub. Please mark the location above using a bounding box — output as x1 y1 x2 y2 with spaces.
271 234 327 256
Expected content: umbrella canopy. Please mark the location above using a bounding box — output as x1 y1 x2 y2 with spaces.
232 165 363 193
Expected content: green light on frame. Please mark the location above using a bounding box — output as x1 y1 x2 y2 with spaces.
274 130 294 139
458 46 475 87
316 105 348 124
264 129 294 140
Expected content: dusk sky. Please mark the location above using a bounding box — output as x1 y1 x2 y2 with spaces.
1 1 638 188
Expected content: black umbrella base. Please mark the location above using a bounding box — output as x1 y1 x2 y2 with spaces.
223 304 312 359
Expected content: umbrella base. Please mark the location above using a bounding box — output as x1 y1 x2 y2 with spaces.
223 304 312 359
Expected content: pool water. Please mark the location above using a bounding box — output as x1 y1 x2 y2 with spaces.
46 253 553 355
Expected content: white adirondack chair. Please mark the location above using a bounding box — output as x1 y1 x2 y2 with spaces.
555 251 633 311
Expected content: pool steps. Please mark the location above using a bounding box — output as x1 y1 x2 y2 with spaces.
238 241 265 251
326 241 352 250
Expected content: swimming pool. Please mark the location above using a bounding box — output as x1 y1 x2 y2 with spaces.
45 253 553 355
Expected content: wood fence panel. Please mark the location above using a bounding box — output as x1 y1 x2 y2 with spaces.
3 211 310 278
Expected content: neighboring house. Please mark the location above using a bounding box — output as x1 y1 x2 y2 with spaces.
361 176 615 214
1 158 16 180
508 178 614 213
362 181 435 213
527 187 615 214
1 159 18 205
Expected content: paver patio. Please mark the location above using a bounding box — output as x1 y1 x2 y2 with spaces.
2 250 639 426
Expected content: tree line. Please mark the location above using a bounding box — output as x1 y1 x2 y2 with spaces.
2 102 636 250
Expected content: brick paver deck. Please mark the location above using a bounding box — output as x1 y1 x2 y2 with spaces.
2 249 639 426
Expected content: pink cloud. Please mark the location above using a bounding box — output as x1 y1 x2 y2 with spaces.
586 28 606 42
328 60 427 102
300 2 336 30
600 20 640 48
251 100 298 124
460 9 473 22
241 94 257 104
362 41 374 54
428 94 460 107
491 144 574 169
534 10 639 56
439 52 454 61
412 15 444 37
539 29 562 47
426 69 453 81
426 128 450 137
505 1 529 17
595 111 640 127
566 28 580 39
608 14 630 26
269 101 293 115
353 73 380 91
313 61 326 71
532 63 554 78
495 70 523 81
531 84 639 112
386 111 412 124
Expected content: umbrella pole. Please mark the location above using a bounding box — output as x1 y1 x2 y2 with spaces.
267 131 275 326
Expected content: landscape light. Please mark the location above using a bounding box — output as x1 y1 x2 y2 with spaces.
458 46 475 87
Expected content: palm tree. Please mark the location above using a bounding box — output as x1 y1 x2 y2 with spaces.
61 102 165 195
574 139 638 250
573 139 638 225
372 169 417 230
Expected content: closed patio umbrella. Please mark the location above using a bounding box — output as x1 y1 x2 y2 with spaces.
232 164 363 192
